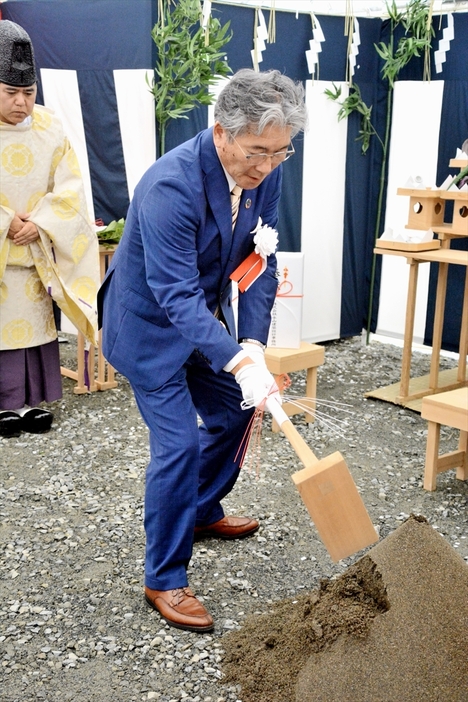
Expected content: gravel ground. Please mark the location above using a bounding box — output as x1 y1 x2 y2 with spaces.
1 335 467 702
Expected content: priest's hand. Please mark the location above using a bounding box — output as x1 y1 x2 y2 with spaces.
8 213 39 246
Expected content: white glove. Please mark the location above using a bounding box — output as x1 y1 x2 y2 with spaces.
235 362 280 409
240 341 266 367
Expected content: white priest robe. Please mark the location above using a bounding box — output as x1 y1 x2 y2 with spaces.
0 105 99 351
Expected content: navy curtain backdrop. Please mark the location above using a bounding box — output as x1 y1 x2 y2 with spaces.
2 1 467 351
424 17 468 353
1 0 157 224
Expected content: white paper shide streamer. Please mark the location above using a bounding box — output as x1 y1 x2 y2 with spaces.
305 16 325 77
201 0 211 29
434 13 454 74
349 17 361 77
251 9 268 69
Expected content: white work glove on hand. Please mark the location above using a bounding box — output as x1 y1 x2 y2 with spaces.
235 362 280 409
240 341 266 367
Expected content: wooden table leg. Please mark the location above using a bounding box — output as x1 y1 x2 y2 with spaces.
429 259 449 392
271 366 319 429
423 420 440 491
398 258 419 402
60 332 89 394
457 268 468 384
86 342 98 392
97 329 105 386
305 366 318 424
456 430 468 481
96 328 118 390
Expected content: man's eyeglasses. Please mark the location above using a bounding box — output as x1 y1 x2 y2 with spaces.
232 136 295 165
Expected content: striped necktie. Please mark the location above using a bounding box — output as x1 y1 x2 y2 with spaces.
230 185 243 230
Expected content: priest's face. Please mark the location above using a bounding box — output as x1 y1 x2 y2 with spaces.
0 82 37 125
213 122 292 190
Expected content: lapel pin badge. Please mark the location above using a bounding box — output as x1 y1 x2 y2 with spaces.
245 199 252 209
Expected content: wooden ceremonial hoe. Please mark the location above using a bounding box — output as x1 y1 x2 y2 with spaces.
266 398 379 562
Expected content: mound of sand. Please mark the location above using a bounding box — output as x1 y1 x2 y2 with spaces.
222 515 468 702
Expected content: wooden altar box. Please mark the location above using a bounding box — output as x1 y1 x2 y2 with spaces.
397 188 445 231
440 189 468 235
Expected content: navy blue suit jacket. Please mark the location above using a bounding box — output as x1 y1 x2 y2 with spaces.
99 127 281 391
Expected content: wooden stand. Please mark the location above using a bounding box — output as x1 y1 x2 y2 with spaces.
421 387 468 491
370 161 468 409
265 342 325 431
371 247 468 407
60 332 97 394
60 246 118 394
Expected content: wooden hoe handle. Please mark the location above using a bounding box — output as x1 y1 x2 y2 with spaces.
266 397 319 468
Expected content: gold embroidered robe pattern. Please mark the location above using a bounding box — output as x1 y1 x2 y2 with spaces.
0 105 99 350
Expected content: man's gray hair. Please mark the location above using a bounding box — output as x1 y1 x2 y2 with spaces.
214 69 307 139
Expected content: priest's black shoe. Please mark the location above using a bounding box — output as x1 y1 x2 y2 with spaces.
21 408 53 434
0 411 22 438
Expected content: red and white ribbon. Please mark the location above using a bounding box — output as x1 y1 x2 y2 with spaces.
230 218 278 293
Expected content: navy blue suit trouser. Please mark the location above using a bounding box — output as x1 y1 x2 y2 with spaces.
131 352 254 591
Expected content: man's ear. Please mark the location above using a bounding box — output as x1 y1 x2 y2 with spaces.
213 122 225 149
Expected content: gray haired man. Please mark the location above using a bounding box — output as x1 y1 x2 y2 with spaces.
99 69 308 632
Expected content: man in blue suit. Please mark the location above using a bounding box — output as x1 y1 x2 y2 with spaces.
99 69 307 632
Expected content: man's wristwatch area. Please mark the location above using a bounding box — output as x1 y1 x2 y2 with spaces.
239 338 266 350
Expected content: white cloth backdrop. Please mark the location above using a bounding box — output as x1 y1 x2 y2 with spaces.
41 68 156 221
376 80 445 343
113 69 156 201
41 68 96 223
301 80 349 343
40 68 156 335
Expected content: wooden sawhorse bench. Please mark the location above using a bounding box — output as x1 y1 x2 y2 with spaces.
265 341 325 432
60 246 118 394
421 387 468 491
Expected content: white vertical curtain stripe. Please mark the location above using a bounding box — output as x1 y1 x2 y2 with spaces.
301 80 349 343
40 68 95 223
41 68 96 336
377 80 445 343
208 76 230 127
113 69 156 199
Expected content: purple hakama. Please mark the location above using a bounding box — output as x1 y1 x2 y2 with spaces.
0 340 62 410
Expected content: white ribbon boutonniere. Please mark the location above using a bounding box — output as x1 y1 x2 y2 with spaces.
252 217 279 259
230 218 279 293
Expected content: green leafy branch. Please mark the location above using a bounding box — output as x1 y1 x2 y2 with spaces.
324 83 383 154
375 0 434 87
326 0 434 157
447 165 468 190
150 0 232 155
97 218 126 247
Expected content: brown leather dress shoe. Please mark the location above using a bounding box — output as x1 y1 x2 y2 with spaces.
145 586 214 632
194 515 259 540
